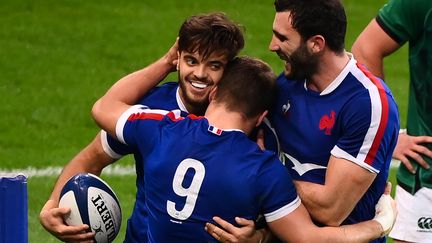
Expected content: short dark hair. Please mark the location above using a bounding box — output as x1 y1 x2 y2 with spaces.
215 56 276 119
178 12 245 61
274 0 347 53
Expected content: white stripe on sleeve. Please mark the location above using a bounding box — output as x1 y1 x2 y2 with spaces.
264 196 301 222
100 130 123 159
116 105 148 144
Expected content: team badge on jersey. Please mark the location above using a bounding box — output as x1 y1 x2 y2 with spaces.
282 100 291 116
319 110 336 135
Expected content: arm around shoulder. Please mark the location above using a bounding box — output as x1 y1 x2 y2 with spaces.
294 156 376 226
268 198 394 243
92 39 179 136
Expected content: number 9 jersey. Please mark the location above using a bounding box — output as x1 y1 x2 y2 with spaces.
117 105 300 243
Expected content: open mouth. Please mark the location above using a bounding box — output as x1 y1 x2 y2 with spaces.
189 81 209 90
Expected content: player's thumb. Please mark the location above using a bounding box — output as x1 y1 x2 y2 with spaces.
235 217 254 227
384 181 392 195
54 207 71 217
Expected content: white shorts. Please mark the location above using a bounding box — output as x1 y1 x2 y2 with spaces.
389 185 432 242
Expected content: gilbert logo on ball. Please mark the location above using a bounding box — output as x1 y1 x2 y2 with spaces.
59 173 122 243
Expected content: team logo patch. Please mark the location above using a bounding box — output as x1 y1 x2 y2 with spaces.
319 111 336 135
418 217 432 232
282 100 291 116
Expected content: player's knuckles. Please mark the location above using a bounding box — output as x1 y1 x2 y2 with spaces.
417 146 430 154
412 154 425 163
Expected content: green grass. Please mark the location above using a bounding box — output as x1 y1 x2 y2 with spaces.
0 0 407 242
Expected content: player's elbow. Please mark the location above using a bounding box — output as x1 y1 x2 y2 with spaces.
352 40 372 63
91 99 104 126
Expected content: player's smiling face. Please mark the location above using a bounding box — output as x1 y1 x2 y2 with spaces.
269 11 319 80
177 50 228 114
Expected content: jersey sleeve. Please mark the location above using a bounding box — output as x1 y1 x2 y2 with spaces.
100 130 133 159
331 90 399 173
115 105 165 155
377 0 427 44
255 155 301 222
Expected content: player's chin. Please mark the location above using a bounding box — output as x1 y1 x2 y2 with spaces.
187 87 211 100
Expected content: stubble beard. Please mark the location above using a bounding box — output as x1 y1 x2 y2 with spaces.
178 75 209 116
283 43 320 81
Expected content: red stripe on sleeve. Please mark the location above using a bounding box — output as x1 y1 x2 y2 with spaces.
356 63 389 165
128 112 165 121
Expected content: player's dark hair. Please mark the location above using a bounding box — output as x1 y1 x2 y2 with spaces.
215 56 276 119
178 12 245 61
274 0 346 53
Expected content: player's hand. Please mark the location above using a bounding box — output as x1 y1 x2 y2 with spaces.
393 133 432 173
372 182 397 237
39 199 95 243
163 37 180 72
205 216 262 243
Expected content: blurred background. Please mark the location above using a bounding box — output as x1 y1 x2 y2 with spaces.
0 0 407 242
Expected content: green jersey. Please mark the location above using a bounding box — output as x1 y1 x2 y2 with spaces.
377 0 432 193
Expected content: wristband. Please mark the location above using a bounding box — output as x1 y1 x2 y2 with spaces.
372 194 395 236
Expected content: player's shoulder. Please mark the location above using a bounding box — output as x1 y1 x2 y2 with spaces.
275 72 298 88
158 81 179 88
349 60 396 102
150 81 179 94
235 136 280 165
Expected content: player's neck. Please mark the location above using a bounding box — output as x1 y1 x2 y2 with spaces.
205 103 255 135
307 50 350 92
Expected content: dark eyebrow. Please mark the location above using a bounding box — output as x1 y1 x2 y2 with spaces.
273 29 287 41
183 54 197 60
209 60 225 65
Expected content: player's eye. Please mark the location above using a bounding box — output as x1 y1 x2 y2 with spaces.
209 62 223 71
185 57 197 66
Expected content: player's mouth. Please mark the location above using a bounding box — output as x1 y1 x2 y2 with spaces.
276 52 292 76
186 77 213 93
190 81 209 89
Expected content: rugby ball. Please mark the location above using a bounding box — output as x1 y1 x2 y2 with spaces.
59 173 122 243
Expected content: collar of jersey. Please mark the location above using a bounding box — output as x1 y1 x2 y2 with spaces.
304 52 356 96
175 87 188 112
201 118 245 134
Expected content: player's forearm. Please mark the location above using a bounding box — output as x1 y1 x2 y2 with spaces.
99 40 177 108
338 220 383 243
294 180 351 226
105 57 173 106
48 133 115 203
92 55 175 134
309 220 383 243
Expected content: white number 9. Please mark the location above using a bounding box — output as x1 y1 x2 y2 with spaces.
167 158 205 220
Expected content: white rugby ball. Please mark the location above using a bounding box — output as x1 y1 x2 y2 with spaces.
59 173 122 243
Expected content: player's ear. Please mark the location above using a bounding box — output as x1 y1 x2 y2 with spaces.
255 110 268 127
176 51 180 70
307 35 325 54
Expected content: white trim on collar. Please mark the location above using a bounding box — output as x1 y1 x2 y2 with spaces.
319 52 356 96
176 87 188 112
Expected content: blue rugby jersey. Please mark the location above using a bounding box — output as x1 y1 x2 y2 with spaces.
116 107 300 242
100 81 280 242
101 82 184 243
269 55 400 243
